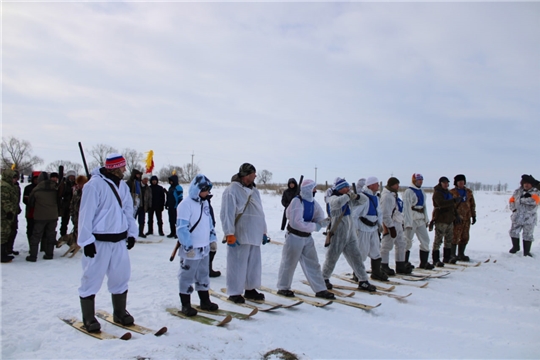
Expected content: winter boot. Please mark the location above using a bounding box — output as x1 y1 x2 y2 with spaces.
277 289 295 297
396 261 413 275
146 224 153 236
112 290 134 325
358 281 377 292
523 241 533 257
26 245 38 262
324 279 333 290
405 250 415 269
370 258 389 281
179 293 198 316
315 290 335 299
209 251 221 278
1 244 14 263
43 241 54 260
419 250 435 270
509 237 520 254
381 263 396 276
458 244 470 262
432 250 445 267
138 230 147 239
448 245 459 264
244 289 265 301
158 224 165 237
198 290 218 311
80 295 101 333
442 247 451 263
228 295 245 304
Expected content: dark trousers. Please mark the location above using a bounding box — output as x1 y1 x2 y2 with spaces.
29 219 58 259
59 205 71 236
135 207 145 235
7 217 18 252
26 218 35 247
168 208 177 236
147 208 163 232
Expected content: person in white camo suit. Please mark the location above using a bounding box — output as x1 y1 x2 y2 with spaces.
508 174 540 257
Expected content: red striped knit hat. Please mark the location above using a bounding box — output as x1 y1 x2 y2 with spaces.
105 153 126 169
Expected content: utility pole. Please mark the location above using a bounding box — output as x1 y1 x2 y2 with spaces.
315 166 317 184
190 152 194 180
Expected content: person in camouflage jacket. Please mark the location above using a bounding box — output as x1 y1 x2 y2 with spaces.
1 168 21 263
508 174 540 257
449 174 476 261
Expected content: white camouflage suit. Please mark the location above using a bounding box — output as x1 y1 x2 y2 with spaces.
403 183 431 252
322 190 369 281
78 168 138 298
220 176 267 296
277 180 328 293
509 186 540 241
380 186 406 263
352 188 383 262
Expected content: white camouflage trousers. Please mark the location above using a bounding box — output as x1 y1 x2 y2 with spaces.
178 255 210 294
226 244 262 296
357 230 381 262
380 225 406 263
404 218 431 252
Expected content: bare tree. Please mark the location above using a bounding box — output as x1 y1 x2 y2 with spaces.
1 136 44 174
258 169 273 185
89 143 118 167
178 163 201 183
122 148 144 175
46 160 83 175
158 165 183 183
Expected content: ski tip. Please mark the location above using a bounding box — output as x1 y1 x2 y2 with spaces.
218 314 233 327
154 327 168 336
120 332 132 341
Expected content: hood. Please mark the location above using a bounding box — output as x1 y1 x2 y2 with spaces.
287 178 298 188
299 179 316 202
1 168 17 186
168 175 179 186
150 175 159 183
188 174 213 201
129 169 142 181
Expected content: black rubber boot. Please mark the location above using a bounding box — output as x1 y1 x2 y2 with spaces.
442 247 451 263
405 250 415 269
449 245 458 264
523 241 533 257
80 295 101 333
432 250 445 267
358 280 377 292
209 251 221 278
419 250 435 270
458 244 470 261
381 263 396 276
396 261 412 274
244 289 265 301
324 279 333 289
198 291 218 311
180 293 198 316
509 237 520 254
112 290 134 325
315 290 335 299
370 258 389 281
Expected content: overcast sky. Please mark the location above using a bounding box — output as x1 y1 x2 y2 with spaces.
3 1 539 187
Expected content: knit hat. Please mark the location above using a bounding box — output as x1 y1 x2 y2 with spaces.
439 176 450 184
66 170 77 178
412 173 423 183
238 163 256 177
365 176 378 187
142 173 151 180
105 153 126 169
334 178 350 192
387 177 400 187
454 174 466 186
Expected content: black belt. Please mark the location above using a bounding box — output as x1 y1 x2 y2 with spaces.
286 224 311 238
93 231 128 243
412 207 424 213
360 217 378 227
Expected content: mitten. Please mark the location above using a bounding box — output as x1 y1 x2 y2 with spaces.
127 237 135 250
84 243 96 258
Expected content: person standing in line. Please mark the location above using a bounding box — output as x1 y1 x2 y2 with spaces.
280 178 299 230
59 170 77 237
166 174 183 239
77 153 138 333
220 163 268 303
450 174 476 261
1 168 21 263
23 172 40 249
147 175 166 237
508 174 540 257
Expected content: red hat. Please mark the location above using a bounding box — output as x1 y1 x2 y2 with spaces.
105 153 126 169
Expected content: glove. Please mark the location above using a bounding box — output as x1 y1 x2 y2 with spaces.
389 227 397 238
5 212 14 221
210 241 218 251
262 234 270 245
453 197 462 203
226 235 238 247
317 218 331 228
84 243 96 258
428 221 434 232
127 236 135 250
522 193 532 198
454 215 462 225
471 217 476 225
348 192 359 200
184 246 196 258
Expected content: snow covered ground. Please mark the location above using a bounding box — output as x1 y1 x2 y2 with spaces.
2 185 539 359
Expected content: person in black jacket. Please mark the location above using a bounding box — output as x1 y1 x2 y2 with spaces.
147 175 167 236
280 178 298 230
59 170 76 237
166 175 183 238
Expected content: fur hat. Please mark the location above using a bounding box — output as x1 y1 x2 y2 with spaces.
439 176 450 184
387 177 400 187
105 153 126 169
238 163 256 177
521 174 537 186
454 174 466 186
365 176 379 187
75 175 88 187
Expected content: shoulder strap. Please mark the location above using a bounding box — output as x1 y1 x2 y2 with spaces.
234 194 252 225
189 201 204 233
103 178 122 208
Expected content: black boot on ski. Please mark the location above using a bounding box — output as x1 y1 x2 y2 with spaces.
277 289 295 297
396 261 413 275
432 250 445 267
228 295 245 303
324 279 333 290
198 291 218 311
370 258 389 281
458 244 470 262
315 290 335 299
180 293 198 316
244 289 265 301
209 251 221 278
112 290 134 325
449 245 459 264
358 281 377 292
381 263 395 276
405 250 415 269
509 237 520 254
419 250 435 270
523 240 533 257
80 295 101 333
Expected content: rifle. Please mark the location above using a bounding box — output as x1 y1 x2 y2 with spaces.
170 241 180 262
280 175 303 230
78 142 90 178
